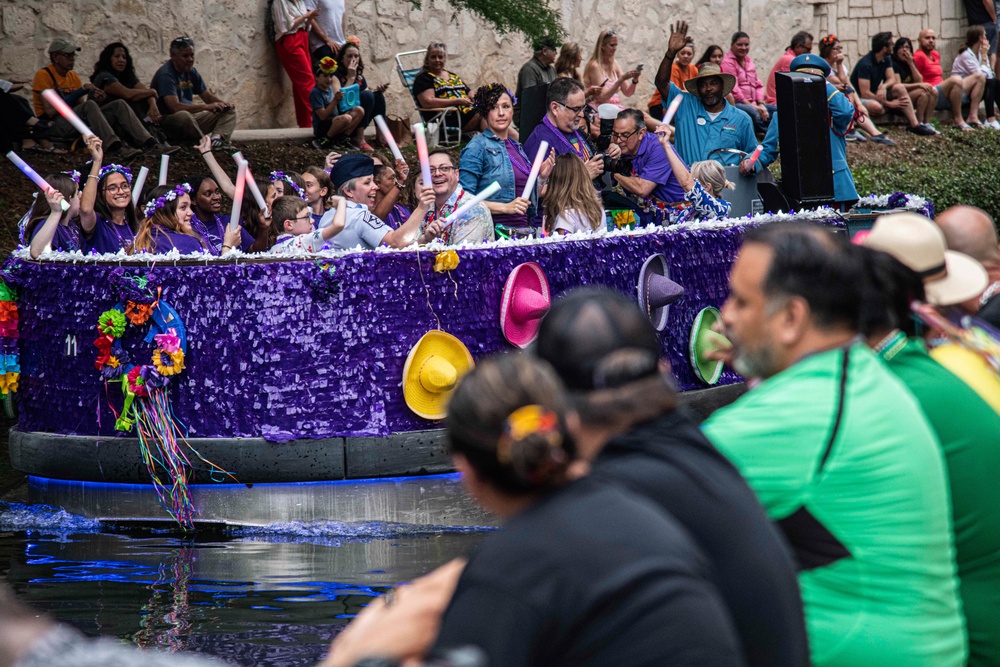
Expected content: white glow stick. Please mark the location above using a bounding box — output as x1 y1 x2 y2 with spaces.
662 94 683 126
412 122 432 188
6 151 69 211
441 182 501 229
41 89 94 138
131 166 149 205
520 141 548 199
232 151 268 215
230 160 247 232
745 144 764 170
158 154 169 185
374 115 403 161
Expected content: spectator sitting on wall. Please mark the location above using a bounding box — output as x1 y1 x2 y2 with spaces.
654 21 758 167
334 38 387 151
721 31 775 135
33 38 156 159
914 28 986 129
764 31 813 105
150 36 238 148
514 36 559 127
962 0 998 71
952 25 1000 129
850 31 937 135
819 34 897 144
890 37 939 129
412 43 483 134
310 56 365 150
89 42 179 154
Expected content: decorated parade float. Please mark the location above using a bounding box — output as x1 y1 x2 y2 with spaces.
0 192 937 530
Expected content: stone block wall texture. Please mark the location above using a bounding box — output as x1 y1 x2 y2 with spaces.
0 0 975 130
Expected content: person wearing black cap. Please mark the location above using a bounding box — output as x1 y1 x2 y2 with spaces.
327 153 442 250
514 36 559 127
534 287 810 667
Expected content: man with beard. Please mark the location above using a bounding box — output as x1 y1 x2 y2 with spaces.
702 222 966 667
654 21 757 166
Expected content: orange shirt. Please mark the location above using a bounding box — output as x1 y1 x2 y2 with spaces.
32 66 83 116
648 62 699 111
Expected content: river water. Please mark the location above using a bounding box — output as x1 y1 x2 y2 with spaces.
0 500 489 666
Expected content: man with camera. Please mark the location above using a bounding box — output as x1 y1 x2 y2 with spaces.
523 78 620 180
605 108 685 221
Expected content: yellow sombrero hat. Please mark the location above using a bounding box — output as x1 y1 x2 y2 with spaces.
402 330 475 420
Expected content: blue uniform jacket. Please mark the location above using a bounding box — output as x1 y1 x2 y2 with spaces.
755 81 859 203
664 83 758 167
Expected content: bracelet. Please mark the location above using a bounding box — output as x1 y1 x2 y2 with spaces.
200 150 211 155
222 245 233 250
87 174 99 181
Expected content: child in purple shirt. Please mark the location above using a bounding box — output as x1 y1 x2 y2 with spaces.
132 183 241 256
24 173 84 257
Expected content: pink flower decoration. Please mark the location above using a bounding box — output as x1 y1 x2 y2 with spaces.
154 329 181 354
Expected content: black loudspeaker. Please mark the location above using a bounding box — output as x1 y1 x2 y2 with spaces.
519 83 550 139
775 71 834 205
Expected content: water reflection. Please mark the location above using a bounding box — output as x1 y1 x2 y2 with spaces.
0 503 488 666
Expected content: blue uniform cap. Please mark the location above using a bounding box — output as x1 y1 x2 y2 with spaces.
330 154 375 190
789 54 831 77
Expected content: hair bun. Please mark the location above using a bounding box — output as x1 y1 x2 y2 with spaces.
497 405 568 487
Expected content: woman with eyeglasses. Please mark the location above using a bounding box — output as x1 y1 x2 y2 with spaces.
73 136 140 255
413 42 483 135
819 35 895 144
460 83 555 237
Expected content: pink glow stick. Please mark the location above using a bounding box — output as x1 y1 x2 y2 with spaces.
374 115 403 161
412 122 432 188
745 144 764 169
521 141 549 199
230 160 247 232
41 89 94 137
232 152 268 215
6 151 69 211
662 94 683 126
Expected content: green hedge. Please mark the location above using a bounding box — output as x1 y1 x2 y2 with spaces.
849 128 1000 221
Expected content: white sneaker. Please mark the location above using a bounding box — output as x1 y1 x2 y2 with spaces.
987 119 1000 130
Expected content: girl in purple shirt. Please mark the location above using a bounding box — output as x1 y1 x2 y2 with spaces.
133 184 241 255
24 172 84 257
189 175 254 252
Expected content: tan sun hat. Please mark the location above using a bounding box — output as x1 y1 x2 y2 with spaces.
863 212 988 306
684 63 737 98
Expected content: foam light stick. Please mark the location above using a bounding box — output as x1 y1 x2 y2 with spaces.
412 122 432 188
662 94 683 126
158 154 169 185
440 182 501 229
41 89 94 138
229 160 247 232
520 140 549 199
745 144 764 170
374 115 403 161
131 166 149 205
232 151 268 215
6 151 69 211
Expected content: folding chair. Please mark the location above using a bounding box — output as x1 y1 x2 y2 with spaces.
394 49 461 148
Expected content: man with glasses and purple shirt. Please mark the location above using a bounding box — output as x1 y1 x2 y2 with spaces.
523 77 621 180
151 36 238 148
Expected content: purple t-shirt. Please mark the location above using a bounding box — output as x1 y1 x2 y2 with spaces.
85 216 136 255
191 212 254 252
631 133 686 203
385 203 412 229
146 227 214 255
29 218 83 252
491 140 530 229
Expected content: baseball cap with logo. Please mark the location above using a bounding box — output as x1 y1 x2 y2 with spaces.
49 38 81 55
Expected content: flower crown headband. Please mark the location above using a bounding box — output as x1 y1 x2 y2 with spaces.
62 170 81 185
269 171 307 200
99 164 133 183
143 183 191 219
820 34 838 47
346 35 361 47
318 57 339 75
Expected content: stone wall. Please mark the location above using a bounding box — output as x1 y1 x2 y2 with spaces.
0 0 977 130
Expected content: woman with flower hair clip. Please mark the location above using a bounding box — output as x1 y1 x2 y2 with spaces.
334 38 387 150
23 173 82 257
132 183 241 255
460 83 554 235
323 353 742 667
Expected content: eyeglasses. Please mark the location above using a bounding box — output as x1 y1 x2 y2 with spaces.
428 166 456 175
611 129 641 141
556 101 586 116
104 183 131 194
292 214 312 222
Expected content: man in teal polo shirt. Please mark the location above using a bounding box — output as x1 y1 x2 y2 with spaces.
702 223 966 667
654 21 757 166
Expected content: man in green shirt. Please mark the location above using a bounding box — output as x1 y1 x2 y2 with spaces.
702 223 966 666
859 245 1000 666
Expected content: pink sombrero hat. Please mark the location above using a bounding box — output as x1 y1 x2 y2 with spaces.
500 262 551 348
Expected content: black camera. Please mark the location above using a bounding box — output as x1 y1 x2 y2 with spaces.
596 153 633 177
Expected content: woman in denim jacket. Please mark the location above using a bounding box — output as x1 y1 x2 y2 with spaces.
460 83 555 236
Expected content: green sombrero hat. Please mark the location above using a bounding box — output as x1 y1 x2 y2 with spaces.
689 307 729 385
